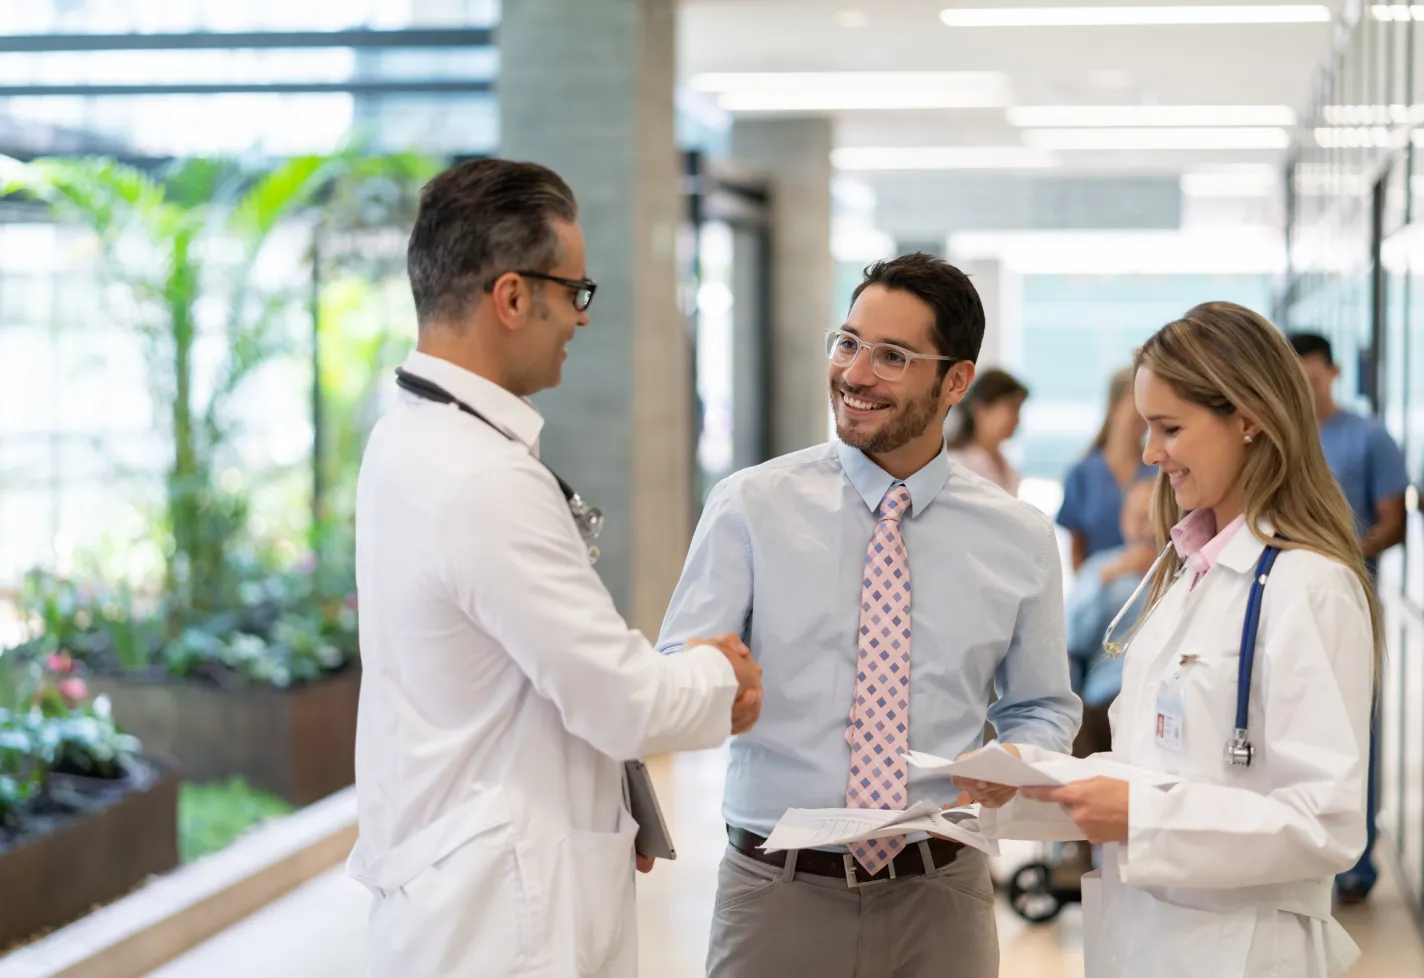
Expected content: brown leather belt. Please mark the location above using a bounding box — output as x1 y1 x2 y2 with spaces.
727 824 964 888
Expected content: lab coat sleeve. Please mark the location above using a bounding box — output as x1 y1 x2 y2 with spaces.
1121 579 1373 889
448 460 740 761
987 521 1082 752
655 478 754 656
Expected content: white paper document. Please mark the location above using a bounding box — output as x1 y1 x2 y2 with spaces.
906 744 1180 789
760 799 999 856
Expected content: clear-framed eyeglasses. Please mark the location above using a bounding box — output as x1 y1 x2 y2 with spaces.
825 329 960 382
1100 542 1183 657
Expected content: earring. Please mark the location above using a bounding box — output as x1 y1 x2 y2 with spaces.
1244 434 1254 444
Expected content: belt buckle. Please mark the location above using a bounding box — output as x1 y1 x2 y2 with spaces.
843 853 894 889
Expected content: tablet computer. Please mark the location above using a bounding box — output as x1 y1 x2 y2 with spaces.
624 759 676 860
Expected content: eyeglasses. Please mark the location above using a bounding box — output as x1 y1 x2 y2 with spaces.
825 329 959 381
516 270 598 312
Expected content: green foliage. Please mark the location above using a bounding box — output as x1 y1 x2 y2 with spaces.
0 149 430 619
179 777 293 863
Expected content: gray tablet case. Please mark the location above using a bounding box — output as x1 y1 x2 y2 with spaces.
624 759 677 860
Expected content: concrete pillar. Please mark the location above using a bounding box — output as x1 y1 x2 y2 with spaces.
499 0 688 636
732 118 834 456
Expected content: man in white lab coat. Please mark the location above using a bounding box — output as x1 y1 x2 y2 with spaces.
347 158 764 978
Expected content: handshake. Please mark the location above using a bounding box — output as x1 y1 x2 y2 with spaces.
690 634 763 734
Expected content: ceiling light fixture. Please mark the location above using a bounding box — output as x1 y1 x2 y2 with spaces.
690 71 1010 112
1180 167 1280 197
1370 5 1424 21
940 5 1332 27
831 146 1057 170
1007 104 1296 127
1023 126 1290 149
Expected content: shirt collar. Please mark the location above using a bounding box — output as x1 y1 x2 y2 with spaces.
1171 509 1273 577
399 350 545 451
835 440 951 518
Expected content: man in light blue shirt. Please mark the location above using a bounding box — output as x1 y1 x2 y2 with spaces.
1289 331 1410 906
658 253 1080 978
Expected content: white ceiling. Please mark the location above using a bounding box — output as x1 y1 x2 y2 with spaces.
678 0 1350 176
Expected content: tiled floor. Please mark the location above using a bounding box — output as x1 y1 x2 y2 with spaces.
148 746 1424 977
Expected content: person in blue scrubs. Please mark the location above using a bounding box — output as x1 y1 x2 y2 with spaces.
1057 367 1154 569
1290 331 1410 905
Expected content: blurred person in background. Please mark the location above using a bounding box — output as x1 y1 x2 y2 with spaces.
1058 367 1153 569
1289 331 1410 906
945 367 1030 495
1065 478 1156 757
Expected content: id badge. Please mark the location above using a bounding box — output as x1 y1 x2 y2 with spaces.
1155 669 1185 753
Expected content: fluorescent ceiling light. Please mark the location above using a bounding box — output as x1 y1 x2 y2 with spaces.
1371 5 1424 20
831 146 1056 170
948 228 1287 275
1024 126 1290 149
1008 104 1295 127
940 5 1332 27
690 71 1009 112
1312 126 1406 148
1180 167 1280 197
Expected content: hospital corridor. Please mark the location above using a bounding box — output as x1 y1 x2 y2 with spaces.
128 748 1424 978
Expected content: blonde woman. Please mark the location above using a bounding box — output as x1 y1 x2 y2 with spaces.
978 303 1375 977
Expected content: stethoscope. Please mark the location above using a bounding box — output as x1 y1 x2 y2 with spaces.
1101 538 1282 767
394 368 605 564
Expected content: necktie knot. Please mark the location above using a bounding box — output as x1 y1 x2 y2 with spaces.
878 485 912 524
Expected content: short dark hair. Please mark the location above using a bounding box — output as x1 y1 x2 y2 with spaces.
407 158 578 327
1287 331 1334 365
850 253 986 369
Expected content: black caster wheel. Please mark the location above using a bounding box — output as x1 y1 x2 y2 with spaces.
1008 861 1065 923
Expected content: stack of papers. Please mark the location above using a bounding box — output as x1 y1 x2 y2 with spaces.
906 743 1180 788
760 799 998 856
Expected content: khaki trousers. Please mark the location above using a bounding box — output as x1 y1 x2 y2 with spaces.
706 843 999 978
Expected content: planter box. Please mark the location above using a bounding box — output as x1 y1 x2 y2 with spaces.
87 667 359 806
0 758 178 949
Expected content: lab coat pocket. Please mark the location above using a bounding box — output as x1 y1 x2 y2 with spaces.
567 807 638 976
1117 885 1256 978
387 828 531 977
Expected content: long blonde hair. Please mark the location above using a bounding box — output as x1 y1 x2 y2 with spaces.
1136 302 1382 680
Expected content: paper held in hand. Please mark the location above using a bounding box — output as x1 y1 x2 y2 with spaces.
760 799 999 856
906 743 1181 789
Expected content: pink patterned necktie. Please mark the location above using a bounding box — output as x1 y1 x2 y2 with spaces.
845 484 913 876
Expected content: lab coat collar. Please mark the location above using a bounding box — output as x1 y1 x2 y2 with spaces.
399 350 545 452
836 440 950 519
1214 515 1278 575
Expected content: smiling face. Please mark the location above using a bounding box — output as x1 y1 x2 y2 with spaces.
519 218 590 393
830 284 967 455
1136 365 1256 522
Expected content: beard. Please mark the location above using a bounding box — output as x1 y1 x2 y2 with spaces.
832 374 944 455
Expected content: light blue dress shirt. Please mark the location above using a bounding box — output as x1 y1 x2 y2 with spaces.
657 441 1081 840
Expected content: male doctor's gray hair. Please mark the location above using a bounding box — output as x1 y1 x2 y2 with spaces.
407 158 578 328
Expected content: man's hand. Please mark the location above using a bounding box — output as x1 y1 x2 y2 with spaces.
690 634 763 734
636 853 656 874
950 743 1022 809
1020 777 1129 844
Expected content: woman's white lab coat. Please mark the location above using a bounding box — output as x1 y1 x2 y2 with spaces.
985 520 1373 978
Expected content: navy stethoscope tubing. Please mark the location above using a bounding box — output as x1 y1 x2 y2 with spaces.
1227 544 1282 767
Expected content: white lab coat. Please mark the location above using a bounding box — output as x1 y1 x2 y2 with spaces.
984 519 1373 978
346 352 740 978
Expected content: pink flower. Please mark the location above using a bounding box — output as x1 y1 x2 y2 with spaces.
46 652 74 675
58 677 88 705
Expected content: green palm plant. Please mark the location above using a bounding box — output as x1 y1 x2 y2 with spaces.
0 150 434 620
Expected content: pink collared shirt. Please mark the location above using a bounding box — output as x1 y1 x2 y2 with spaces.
1170 509 1246 588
